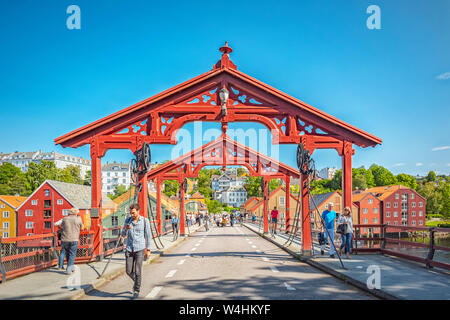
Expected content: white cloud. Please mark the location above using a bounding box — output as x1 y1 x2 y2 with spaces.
437 72 450 80
393 163 405 167
431 146 450 151
416 162 423 167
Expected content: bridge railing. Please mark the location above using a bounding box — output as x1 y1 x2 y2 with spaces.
0 218 176 282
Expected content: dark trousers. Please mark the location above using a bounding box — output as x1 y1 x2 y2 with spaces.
125 249 145 292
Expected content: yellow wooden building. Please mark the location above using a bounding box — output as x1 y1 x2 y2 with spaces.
0 195 27 239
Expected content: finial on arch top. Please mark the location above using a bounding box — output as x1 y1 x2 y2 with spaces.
213 41 237 70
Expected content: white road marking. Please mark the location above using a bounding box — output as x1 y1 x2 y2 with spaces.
191 247 197 251
165 270 177 278
177 259 185 265
284 282 296 291
262 257 269 262
270 266 279 273
246 239 249 241
252 245 257 248
146 286 163 299
256 250 262 253
195 243 200 246
248 242 253 244
185 254 191 257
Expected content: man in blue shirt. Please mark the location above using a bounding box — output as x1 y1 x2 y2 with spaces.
321 203 337 258
121 203 151 299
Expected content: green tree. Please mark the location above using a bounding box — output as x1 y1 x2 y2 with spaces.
417 181 443 215
205 198 223 214
268 178 280 192
369 164 397 186
83 170 92 186
108 184 128 200
310 179 333 195
0 163 31 196
353 174 368 190
25 161 59 190
163 180 179 197
244 176 263 197
426 171 437 182
328 170 342 191
396 173 418 190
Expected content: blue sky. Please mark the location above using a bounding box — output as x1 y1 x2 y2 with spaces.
0 0 449 176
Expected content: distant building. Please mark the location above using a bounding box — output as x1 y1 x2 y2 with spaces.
220 186 248 208
0 151 91 178
0 195 27 238
211 172 247 204
16 180 116 236
102 162 131 195
318 167 338 180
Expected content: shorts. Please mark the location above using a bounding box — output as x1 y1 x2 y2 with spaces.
272 217 278 223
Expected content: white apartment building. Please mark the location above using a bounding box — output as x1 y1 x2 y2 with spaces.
220 186 248 208
211 173 246 195
318 167 338 180
102 162 131 195
0 151 91 178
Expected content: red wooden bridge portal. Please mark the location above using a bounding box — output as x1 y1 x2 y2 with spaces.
55 42 381 259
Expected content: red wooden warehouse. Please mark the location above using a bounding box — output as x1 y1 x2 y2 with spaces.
54 43 382 258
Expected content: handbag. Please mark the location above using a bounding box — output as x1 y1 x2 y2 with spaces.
337 223 347 234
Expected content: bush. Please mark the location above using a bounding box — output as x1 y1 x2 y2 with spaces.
437 223 450 228
427 214 444 219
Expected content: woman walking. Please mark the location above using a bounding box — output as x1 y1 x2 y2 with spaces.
337 206 353 259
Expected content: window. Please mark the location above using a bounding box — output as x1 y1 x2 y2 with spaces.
31 200 37 205
107 172 110 177
410 194 415 199
402 221 408 226
3 222 9 229
279 196 285 206
373 218 378 223
62 209 70 216
123 172 126 177
412 202 416 208
386 202 391 208
386 212 391 217
2 232 9 238
394 202 398 208
123 179 126 183
402 212 408 220
373 208 378 213
419 221 423 226
419 211 423 217
44 210 51 218
401 203 408 210
412 211 416 217
0 204 4 208
3 211 9 218
394 211 398 217
26 222 34 229
412 221 416 226
363 208 368 214
111 216 119 227
57 199 63 205
44 189 50 197
363 218 368 223
44 200 51 208
25 209 33 216
395 194 399 199
386 222 391 225
402 194 408 201
368 198 373 204
44 221 51 229
394 221 398 226
26 233 33 236
419 202 423 207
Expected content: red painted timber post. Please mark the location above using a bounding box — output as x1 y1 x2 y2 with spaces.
285 175 290 233
139 173 148 221
341 141 354 210
179 179 186 236
90 140 104 260
301 172 312 256
156 176 162 234
263 178 269 233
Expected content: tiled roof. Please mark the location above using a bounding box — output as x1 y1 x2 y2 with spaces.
102 162 130 171
0 195 28 209
190 191 205 199
364 185 409 200
309 191 337 211
46 180 116 209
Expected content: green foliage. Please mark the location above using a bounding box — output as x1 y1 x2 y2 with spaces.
83 170 91 186
310 179 333 195
268 179 280 192
244 176 263 197
237 168 247 177
205 198 223 214
426 171 437 182
163 180 179 197
369 164 397 186
427 213 444 219
0 163 31 196
25 161 59 190
57 165 83 184
396 173 418 190
108 185 128 200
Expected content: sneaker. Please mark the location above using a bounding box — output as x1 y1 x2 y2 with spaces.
320 250 324 256
330 254 335 258
132 291 140 299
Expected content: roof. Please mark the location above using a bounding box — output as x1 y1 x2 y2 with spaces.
363 185 412 201
55 45 382 149
0 195 28 209
309 191 337 211
190 191 205 199
17 180 116 211
102 162 130 171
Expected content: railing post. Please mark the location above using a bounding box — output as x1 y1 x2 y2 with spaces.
381 224 386 250
426 227 436 269
0 236 6 283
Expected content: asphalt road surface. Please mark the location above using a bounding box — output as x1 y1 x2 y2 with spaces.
82 224 375 300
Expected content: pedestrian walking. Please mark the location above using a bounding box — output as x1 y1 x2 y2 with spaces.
121 203 151 299
320 203 337 258
270 206 279 234
337 206 353 259
171 213 178 234
55 208 84 274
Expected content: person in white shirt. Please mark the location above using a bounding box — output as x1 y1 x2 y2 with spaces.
337 206 353 259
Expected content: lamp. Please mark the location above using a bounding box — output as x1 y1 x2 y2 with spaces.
219 86 229 116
